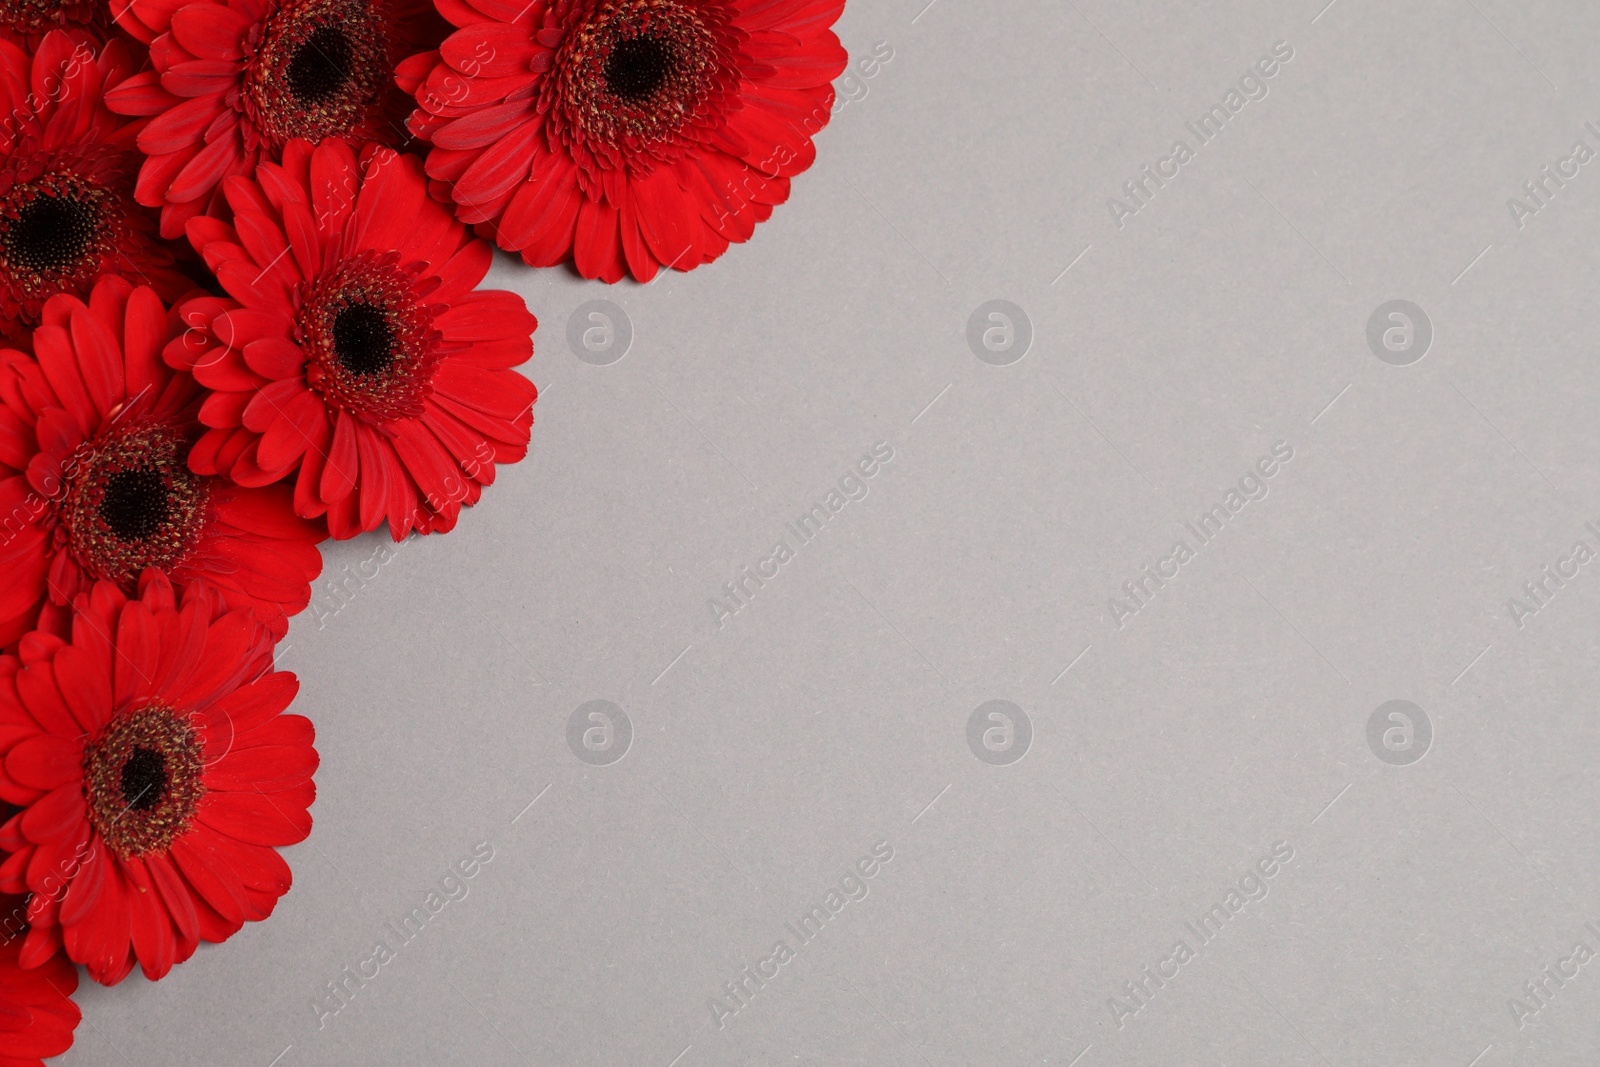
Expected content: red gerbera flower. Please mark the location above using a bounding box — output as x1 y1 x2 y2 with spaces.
0 33 190 344
104 0 448 239
0 571 317 985
0 919 79 1066
399 0 847 282
171 139 538 540
0 275 325 648
0 0 101 49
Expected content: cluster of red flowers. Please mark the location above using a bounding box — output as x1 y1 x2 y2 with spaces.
0 0 844 1058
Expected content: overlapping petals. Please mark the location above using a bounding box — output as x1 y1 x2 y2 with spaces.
0 275 325 646
171 139 537 539
106 0 447 239
402 0 847 281
0 0 103 50
0 0 846 1047
0 32 191 341
0 921 79 1067
0 572 317 985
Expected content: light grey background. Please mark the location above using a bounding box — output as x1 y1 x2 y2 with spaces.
61 0 1600 1063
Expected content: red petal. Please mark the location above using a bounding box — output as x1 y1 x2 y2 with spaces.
170 3 254 60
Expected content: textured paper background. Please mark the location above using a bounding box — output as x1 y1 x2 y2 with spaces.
59 0 1600 1063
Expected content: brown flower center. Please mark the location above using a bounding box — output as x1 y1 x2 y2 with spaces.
57 421 209 588
0 0 96 33
82 705 205 860
246 0 389 147
0 173 113 304
300 252 444 423
548 0 738 168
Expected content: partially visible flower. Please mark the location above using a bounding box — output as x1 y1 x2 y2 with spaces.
0 0 101 49
0 275 325 647
0 913 80 1066
172 139 538 540
400 0 847 281
106 0 448 238
0 571 317 985
0 33 190 344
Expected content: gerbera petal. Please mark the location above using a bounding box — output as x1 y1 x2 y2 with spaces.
353 424 392 532
170 4 254 60
4 735 80 792
499 159 582 264
127 864 180 980
13 665 78 739
308 140 358 233
49 645 110 733
195 789 311 846
573 197 626 283
67 306 125 417
138 93 222 155
451 115 541 206
169 831 247 927
205 744 318 792
123 287 174 402
242 337 306 380
161 58 244 97
21 784 86 847
143 851 199 945
321 409 359 503
168 125 244 203
253 390 323 473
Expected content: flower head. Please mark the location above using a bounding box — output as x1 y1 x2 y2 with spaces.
0 571 317 984
401 0 847 281
172 139 538 540
0 33 190 342
0 0 101 49
106 0 448 238
0 917 80 1065
0 275 325 647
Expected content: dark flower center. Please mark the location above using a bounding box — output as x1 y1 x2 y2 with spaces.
332 301 395 376
98 468 170 541
301 253 444 423
2 188 100 274
83 705 206 860
248 0 389 148
547 0 736 167
605 35 673 101
58 421 209 588
119 746 167 812
0 0 97 34
287 25 354 106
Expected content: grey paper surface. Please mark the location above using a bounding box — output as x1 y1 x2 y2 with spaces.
60 0 1600 1063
